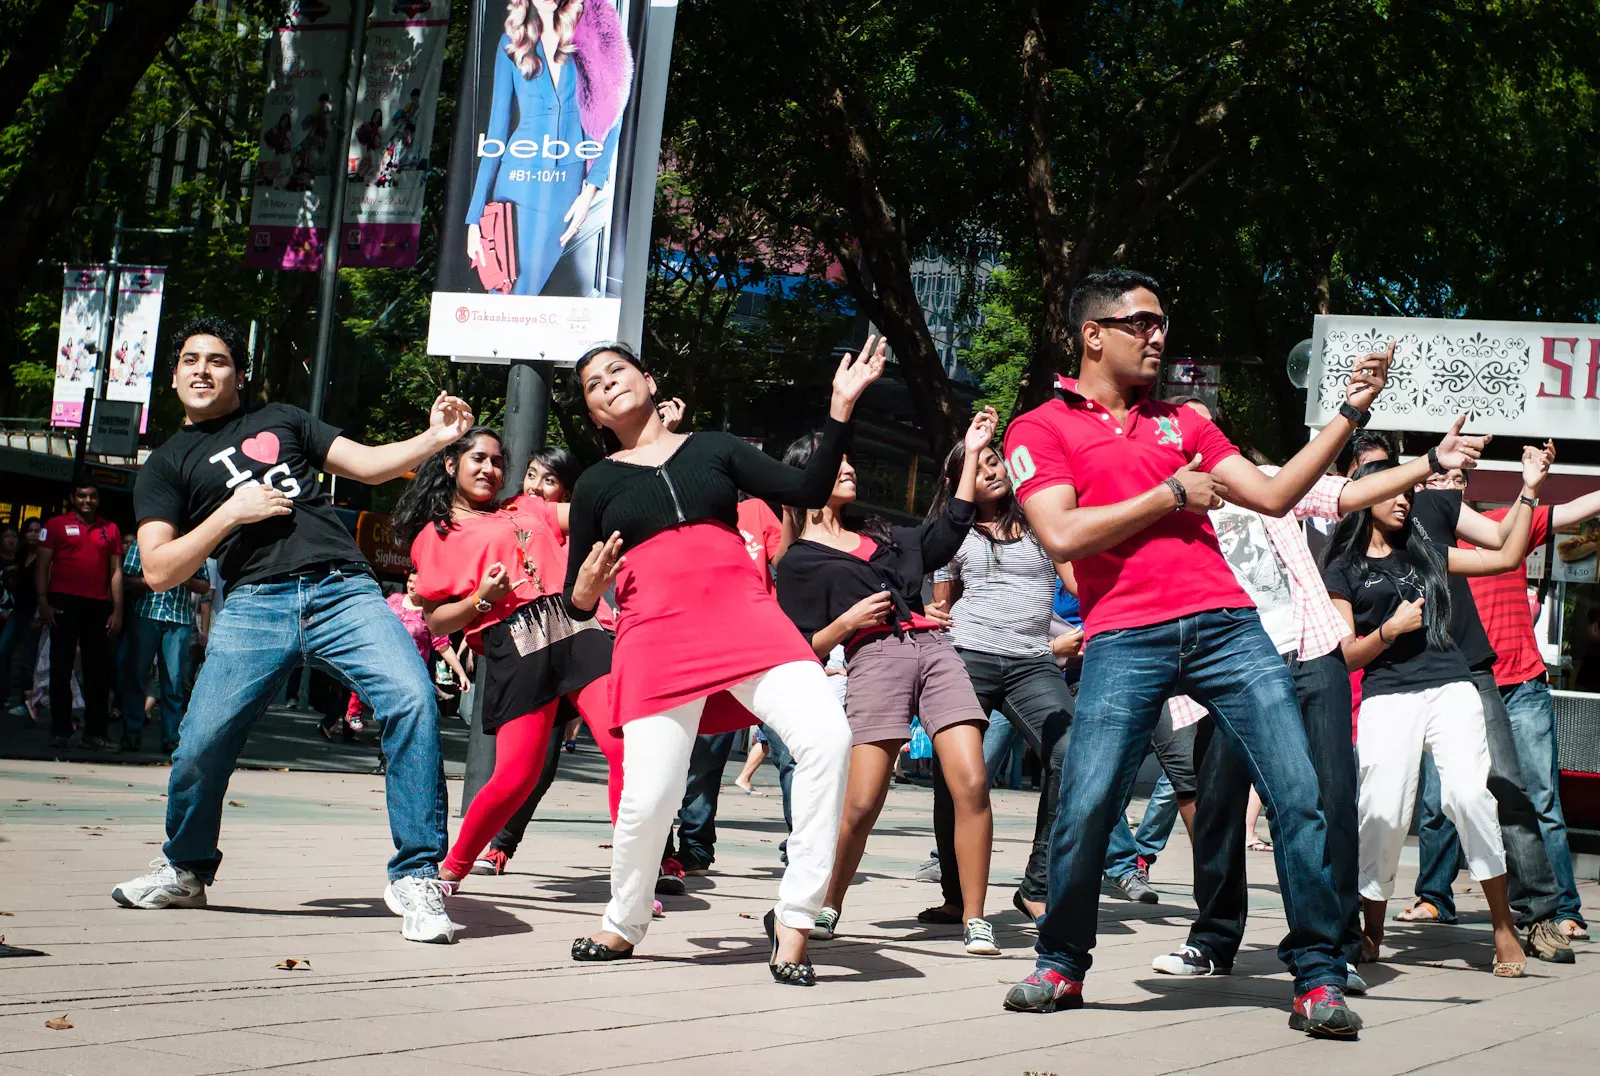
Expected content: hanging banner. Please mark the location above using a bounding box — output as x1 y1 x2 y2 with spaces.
1307 314 1600 438
427 0 679 364
245 0 354 271
105 266 166 432
338 1 451 268
51 266 109 428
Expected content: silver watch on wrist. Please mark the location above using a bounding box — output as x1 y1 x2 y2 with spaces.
473 595 493 613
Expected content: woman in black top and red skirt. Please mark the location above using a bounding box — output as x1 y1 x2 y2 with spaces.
564 338 885 985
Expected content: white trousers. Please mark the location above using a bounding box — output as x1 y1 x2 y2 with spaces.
601 660 852 946
1356 679 1506 901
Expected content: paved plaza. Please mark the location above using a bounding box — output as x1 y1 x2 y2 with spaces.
1 750 1595 1075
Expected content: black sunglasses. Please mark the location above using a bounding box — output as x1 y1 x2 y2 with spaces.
1092 311 1169 337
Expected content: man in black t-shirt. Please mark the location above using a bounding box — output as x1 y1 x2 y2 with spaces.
1352 442 1571 964
109 316 475 945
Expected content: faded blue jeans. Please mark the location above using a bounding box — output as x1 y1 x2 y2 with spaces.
164 568 448 882
1103 772 1179 880
1035 608 1345 994
1502 676 1586 927
121 614 194 748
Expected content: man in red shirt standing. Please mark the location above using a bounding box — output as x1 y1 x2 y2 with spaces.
999 268 1391 1037
37 482 124 751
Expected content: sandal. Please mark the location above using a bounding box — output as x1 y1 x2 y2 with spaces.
1395 901 1442 923
1558 919 1589 941
916 904 963 925
571 936 634 962
763 908 815 987
1493 959 1526 978
1246 838 1273 852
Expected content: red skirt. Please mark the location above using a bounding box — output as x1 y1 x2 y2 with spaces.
608 521 818 734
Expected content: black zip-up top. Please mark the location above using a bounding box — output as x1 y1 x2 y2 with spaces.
563 418 853 618
775 498 976 650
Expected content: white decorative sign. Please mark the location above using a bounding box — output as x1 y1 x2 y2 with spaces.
1306 314 1600 437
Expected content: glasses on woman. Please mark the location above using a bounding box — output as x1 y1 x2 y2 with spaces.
1092 311 1169 338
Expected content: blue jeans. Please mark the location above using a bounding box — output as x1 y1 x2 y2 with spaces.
983 712 1020 785
164 569 448 882
1502 676 1586 926
1036 608 1345 994
1413 753 1463 921
1104 772 1179 879
121 615 194 747
671 731 738 864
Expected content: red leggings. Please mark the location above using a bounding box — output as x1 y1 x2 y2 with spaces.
441 675 620 878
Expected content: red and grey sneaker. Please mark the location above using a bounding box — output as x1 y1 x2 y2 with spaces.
655 857 687 895
1003 968 1084 1013
471 848 509 876
1289 984 1363 1038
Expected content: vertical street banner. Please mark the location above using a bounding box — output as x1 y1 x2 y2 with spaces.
51 266 109 428
246 0 355 271
338 1 452 268
427 0 679 363
105 267 167 432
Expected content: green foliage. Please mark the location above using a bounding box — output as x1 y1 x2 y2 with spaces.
960 267 1042 435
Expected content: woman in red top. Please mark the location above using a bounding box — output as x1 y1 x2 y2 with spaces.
393 427 622 888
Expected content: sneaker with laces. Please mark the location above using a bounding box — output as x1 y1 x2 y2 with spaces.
472 848 509 875
964 917 1000 956
1344 964 1368 995
655 857 687 895
1289 984 1362 1038
1003 968 1084 1013
1112 868 1159 904
1151 944 1230 976
383 876 456 944
112 860 206 909
812 907 840 940
1523 920 1576 964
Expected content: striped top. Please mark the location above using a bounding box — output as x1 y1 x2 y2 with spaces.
933 528 1057 658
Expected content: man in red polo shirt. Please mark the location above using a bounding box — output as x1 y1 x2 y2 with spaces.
37 481 124 751
999 268 1392 1038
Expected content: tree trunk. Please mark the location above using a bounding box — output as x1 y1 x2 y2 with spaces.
0 0 200 309
0 0 81 130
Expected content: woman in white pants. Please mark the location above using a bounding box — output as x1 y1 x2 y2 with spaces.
1321 448 1548 976
561 338 885 986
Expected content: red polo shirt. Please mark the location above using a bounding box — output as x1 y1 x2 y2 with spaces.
40 513 122 602
1002 376 1250 637
1461 505 1550 688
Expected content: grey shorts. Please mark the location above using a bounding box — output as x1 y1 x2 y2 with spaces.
844 630 987 747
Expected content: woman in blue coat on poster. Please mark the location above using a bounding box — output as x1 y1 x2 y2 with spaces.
465 0 634 297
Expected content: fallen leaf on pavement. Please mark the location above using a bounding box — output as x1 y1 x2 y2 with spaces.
274 958 312 971
0 911 12 916
597 843 612 848
45 1015 73 1030
738 912 757 920
227 801 246 807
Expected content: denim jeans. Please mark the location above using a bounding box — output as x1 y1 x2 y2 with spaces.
164 568 448 882
761 724 797 831
1035 608 1345 993
1411 669 1560 928
982 712 1021 785
1412 753 1463 921
1104 771 1180 880
121 615 194 747
0 612 36 703
1187 651 1362 968
935 650 1074 906
667 731 737 864
1502 676 1586 926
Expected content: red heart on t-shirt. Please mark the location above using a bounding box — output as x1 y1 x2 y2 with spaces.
241 431 280 465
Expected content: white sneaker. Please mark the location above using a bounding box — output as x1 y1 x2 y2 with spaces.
383 876 456 944
112 859 206 909
964 917 1001 956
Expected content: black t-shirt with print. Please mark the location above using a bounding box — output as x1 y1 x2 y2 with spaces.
1322 545 1471 698
133 403 360 591
1410 488 1495 671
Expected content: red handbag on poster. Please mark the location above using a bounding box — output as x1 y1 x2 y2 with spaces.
473 201 517 294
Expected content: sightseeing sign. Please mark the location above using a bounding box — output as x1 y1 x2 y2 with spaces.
1306 314 1600 439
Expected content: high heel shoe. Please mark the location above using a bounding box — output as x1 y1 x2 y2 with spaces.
763 908 816 987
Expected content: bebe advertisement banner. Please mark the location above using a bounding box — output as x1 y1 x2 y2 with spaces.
338 2 451 268
51 266 109 428
104 267 166 433
428 0 678 364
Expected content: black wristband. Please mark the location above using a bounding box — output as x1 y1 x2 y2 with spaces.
1428 446 1445 474
1164 476 1187 512
1339 401 1370 428
1377 623 1391 645
1520 495 1538 509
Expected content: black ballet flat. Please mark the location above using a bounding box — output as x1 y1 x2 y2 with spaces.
916 904 963 925
763 908 816 987
1013 890 1041 923
571 936 634 962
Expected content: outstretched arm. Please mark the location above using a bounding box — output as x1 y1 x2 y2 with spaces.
1336 414 1489 514
324 393 474 485
1448 446 1549 575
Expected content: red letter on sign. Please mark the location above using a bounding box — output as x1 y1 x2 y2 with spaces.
1538 337 1576 398
1586 339 1600 400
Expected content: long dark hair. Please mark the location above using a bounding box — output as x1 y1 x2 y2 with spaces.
926 440 1029 546
392 426 503 545
1320 459 1452 649
782 432 895 546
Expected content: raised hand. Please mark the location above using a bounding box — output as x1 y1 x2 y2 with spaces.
1171 453 1229 515
1346 341 1394 412
226 482 294 526
1522 443 1550 495
656 397 686 433
964 406 999 453
830 335 889 421
429 391 475 443
1435 414 1490 472
1386 596 1425 638
573 532 626 611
